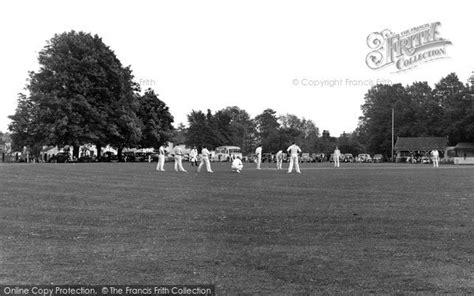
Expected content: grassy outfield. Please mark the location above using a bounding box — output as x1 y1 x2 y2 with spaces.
0 162 473 294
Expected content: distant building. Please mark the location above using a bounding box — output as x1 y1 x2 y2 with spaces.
394 137 448 162
452 142 474 165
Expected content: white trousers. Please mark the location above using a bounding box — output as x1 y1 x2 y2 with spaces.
276 159 283 170
257 154 262 169
334 156 340 167
174 155 187 172
157 155 165 171
433 157 439 167
288 155 300 173
198 157 212 172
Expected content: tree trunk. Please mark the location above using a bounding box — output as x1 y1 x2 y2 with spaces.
73 145 80 159
96 145 102 159
118 147 123 162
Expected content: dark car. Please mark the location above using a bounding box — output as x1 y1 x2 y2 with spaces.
134 152 147 162
48 152 71 163
77 155 96 163
123 152 137 162
373 154 384 163
300 153 313 163
344 153 354 163
99 151 119 162
262 153 274 163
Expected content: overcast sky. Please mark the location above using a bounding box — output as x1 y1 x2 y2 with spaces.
1 0 472 136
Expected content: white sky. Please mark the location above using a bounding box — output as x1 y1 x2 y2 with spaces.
1 0 472 136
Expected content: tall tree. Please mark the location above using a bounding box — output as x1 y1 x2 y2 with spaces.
137 88 174 149
214 106 256 153
358 83 409 156
9 31 140 157
433 73 473 144
186 110 215 148
255 108 280 152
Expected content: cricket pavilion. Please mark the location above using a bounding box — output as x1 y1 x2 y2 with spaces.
449 142 474 165
394 137 448 163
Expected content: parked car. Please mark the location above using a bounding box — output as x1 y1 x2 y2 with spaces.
99 151 119 162
245 154 257 163
356 153 373 163
300 153 313 163
313 153 326 162
77 155 96 163
343 153 354 163
48 152 71 163
262 153 274 163
373 154 384 163
134 152 147 162
123 152 137 162
214 146 243 162
421 156 431 164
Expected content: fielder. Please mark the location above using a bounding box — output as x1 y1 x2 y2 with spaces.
156 144 166 171
287 142 301 173
275 150 283 170
334 146 341 168
431 149 439 168
189 146 198 166
173 144 187 172
231 156 244 173
255 145 262 169
198 145 214 173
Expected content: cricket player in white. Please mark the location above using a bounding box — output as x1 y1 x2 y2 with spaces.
156 145 166 171
255 145 262 169
431 149 439 168
189 146 198 166
287 142 301 173
173 144 187 172
334 146 341 168
231 156 244 173
198 146 214 173
275 150 283 170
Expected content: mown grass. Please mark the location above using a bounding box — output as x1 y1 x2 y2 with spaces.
0 162 473 294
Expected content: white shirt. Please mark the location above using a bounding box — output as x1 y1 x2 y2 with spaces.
255 147 262 156
334 149 341 157
190 149 198 158
173 146 184 156
232 158 243 167
287 144 301 156
276 150 283 160
159 146 165 155
431 150 439 158
201 148 210 158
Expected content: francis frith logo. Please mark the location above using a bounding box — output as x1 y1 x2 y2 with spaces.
366 22 452 72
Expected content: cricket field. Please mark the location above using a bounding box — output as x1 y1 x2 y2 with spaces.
0 162 473 294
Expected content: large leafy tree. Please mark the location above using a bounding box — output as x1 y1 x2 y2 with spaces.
137 88 174 148
254 108 280 152
213 106 256 153
186 110 216 149
185 106 256 152
358 83 408 156
279 114 320 152
9 31 141 157
433 73 474 144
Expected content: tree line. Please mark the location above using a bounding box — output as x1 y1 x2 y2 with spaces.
6 31 474 159
8 31 174 159
356 73 474 157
